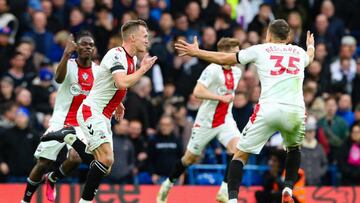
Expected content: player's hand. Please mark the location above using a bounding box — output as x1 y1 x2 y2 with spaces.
219 94 234 103
140 53 157 73
64 34 77 56
175 36 200 57
306 31 315 48
114 102 125 121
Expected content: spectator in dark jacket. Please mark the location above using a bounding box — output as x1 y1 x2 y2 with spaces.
108 119 136 184
301 115 328 185
148 115 183 184
338 122 360 185
0 108 39 181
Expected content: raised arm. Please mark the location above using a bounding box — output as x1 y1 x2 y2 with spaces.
193 82 233 103
306 31 315 65
175 36 238 65
55 34 77 83
113 53 157 90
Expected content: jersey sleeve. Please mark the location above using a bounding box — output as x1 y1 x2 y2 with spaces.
236 45 259 65
101 49 127 74
197 66 215 87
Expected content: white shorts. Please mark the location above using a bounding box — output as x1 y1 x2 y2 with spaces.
77 104 113 152
187 121 241 155
237 103 306 154
34 125 86 161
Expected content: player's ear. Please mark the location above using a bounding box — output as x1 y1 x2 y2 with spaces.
130 34 136 42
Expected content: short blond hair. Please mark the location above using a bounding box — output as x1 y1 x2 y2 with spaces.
121 19 148 40
217 38 240 52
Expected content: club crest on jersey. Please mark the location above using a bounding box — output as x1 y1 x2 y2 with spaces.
70 82 89 96
217 86 233 95
82 73 89 80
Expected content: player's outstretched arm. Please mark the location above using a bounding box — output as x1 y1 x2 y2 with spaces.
193 82 234 103
113 53 157 90
55 34 77 83
175 36 238 65
306 31 315 65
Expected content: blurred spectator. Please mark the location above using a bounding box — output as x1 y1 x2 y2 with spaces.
338 122 360 185
213 12 233 39
93 6 113 57
173 13 198 43
0 102 17 131
232 26 247 46
0 77 14 103
313 14 337 58
0 0 19 44
108 119 136 184
255 149 285 203
135 0 160 34
41 0 62 33
158 12 174 45
68 7 86 34
3 52 28 88
301 115 328 186
303 85 325 120
287 11 306 47
352 57 360 106
23 11 55 60
0 108 39 181
15 38 37 74
317 96 349 163
128 120 148 173
51 0 71 29
185 1 204 32
80 0 96 27
48 30 70 62
0 25 14 73
148 115 183 184
124 76 154 133
200 27 217 51
336 94 355 126
235 0 262 30
276 0 307 28
112 0 133 20
248 3 272 38
172 104 193 150
232 92 253 131
305 61 329 94
355 104 360 123
320 0 345 50
199 0 220 26
29 66 56 114
15 87 40 131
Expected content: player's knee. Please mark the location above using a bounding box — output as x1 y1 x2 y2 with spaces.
182 153 198 165
98 155 114 167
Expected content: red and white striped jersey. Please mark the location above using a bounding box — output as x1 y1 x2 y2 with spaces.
50 59 99 126
194 63 242 128
82 47 137 119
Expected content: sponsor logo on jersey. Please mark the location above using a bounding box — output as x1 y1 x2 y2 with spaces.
69 82 90 96
217 86 234 95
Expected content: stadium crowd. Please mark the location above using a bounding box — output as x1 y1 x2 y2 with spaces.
0 0 360 189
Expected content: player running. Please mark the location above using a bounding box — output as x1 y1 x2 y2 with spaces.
21 31 100 203
41 20 157 203
157 38 242 203
175 19 315 203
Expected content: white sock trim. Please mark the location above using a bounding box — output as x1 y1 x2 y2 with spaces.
79 198 92 203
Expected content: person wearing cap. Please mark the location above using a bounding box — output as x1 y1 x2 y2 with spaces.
300 115 328 185
29 66 56 114
329 36 358 94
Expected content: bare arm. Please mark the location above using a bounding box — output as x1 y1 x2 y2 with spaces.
175 36 238 65
306 31 315 65
113 54 157 90
193 82 233 103
55 34 77 83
